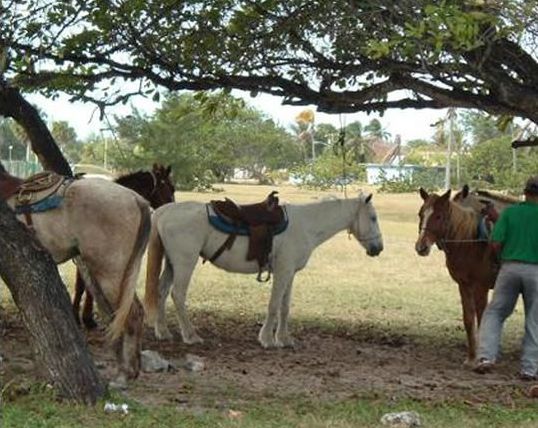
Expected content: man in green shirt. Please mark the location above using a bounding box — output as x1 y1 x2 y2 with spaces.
474 176 538 380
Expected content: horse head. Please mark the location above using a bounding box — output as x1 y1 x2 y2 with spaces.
415 187 451 256
454 184 515 217
149 163 175 208
350 192 383 256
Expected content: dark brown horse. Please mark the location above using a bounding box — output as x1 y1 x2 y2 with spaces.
415 188 498 366
73 163 175 328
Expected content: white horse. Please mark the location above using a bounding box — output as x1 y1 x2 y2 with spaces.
144 192 383 348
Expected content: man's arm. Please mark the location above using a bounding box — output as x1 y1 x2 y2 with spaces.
490 240 502 256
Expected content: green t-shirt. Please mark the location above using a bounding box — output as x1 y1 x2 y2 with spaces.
491 201 538 263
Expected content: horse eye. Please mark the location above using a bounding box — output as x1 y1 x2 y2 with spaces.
370 215 377 222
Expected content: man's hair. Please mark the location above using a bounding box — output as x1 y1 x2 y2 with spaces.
524 175 538 195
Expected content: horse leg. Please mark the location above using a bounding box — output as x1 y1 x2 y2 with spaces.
275 276 295 348
458 282 478 367
116 296 144 383
72 269 84 325
154 259 174 340
259 269 293 348
82 291 98 330
169 255 202 344
475 284 489 328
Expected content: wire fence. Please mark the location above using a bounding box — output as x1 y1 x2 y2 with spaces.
1 160 42 178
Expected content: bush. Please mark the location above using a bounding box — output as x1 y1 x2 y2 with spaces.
378 168 444 193
290 152 365 190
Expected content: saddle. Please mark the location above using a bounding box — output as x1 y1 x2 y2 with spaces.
207 191 285 282
477 202 499 240
10 171 68 227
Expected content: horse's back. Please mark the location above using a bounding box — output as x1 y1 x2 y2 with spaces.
27 177 148 264
154 201 210 245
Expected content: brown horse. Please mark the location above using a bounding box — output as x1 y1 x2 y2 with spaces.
415 188 498 366
0 169 151 383
73 164 175 329
453 184 519 215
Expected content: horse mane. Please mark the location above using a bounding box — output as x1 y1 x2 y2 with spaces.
115 170 148 186
475 189 520 204
448 200 478 239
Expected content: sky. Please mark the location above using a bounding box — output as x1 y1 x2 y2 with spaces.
28 90 448 145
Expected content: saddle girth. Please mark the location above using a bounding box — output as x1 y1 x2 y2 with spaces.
206 191 284 282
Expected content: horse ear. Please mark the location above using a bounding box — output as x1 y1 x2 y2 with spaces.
440 189 451 202
419 187 429 201
365 193 372 204
166 165 172 176
462 184 469 198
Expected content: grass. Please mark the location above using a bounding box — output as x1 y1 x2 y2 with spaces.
1 183 534 427
4 389 538 428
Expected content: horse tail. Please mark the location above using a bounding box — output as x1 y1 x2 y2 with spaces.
143 211 164 327
107 196 151 341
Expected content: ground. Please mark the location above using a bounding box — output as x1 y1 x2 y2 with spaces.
1 307 533 408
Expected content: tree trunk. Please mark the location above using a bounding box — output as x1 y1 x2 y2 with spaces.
0 79 72 176
0 199 105 404
0 82 104 404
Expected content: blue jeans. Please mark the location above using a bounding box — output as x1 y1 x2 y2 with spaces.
477 262 538 375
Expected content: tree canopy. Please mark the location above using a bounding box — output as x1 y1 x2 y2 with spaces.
99 92 302 188
3 0 538 126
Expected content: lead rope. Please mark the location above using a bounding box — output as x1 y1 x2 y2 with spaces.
335 115 354 240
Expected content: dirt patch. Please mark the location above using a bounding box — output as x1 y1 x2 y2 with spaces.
0 309 532 407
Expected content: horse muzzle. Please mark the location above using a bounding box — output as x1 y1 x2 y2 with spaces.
367 243 383 257
415 240 431 256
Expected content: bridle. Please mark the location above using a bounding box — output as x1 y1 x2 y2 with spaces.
419 211 487 255
348 205 381 245
148 170 159 196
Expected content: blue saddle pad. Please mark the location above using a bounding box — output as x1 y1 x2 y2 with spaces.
477 216 490 240
15 194 64 215
206 204 288 236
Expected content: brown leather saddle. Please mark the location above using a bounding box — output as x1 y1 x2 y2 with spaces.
207 191 286 282
10 171 68 227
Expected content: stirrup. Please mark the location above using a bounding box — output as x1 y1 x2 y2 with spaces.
256 268 272 283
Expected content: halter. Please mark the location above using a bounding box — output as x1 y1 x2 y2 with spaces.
356 232 383 244
348 207 381 245
149 170 158 195
419 220 487 254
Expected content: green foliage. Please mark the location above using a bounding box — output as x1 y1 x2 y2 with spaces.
50 121 81 164
459 110 512 145
378 167 444 193
107 92 302 189
5 0 538 124
290 150 365 190
0 119 26 160
463 135 538 193
404 145 447 167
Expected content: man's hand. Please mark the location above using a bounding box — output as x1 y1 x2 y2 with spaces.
482 202 499 223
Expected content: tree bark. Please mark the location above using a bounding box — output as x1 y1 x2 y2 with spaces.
0 199 105 404
0 79 72 176
0 82 104 404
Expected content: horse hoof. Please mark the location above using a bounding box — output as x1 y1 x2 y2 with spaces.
183 335 204 345
462 358 476 369
258 336 276 349
155 328 173 341
83 318 98 330
277 338 296 349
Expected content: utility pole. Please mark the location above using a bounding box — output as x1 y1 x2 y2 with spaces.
445 108 456 190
